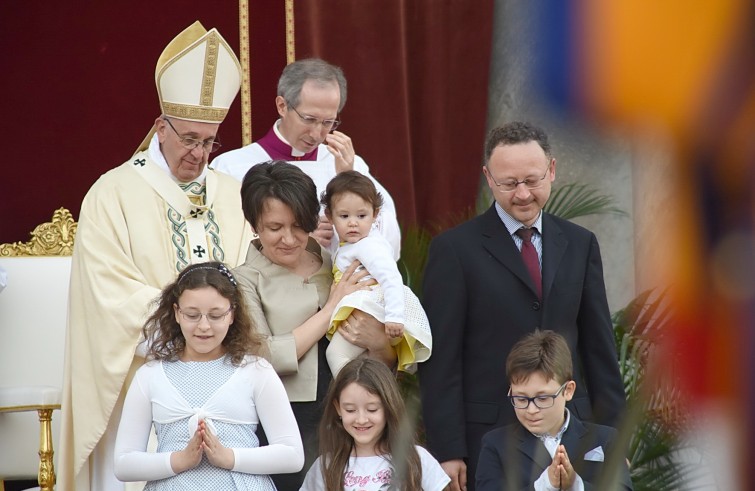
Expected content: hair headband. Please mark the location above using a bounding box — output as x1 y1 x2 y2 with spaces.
178 263 238 288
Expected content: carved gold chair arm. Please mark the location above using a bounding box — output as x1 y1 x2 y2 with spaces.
0 207 77 257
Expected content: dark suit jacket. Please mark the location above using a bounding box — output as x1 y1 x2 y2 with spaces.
476 416 633 490
417 205 625 490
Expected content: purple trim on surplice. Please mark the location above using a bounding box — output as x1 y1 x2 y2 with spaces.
256 126 319 161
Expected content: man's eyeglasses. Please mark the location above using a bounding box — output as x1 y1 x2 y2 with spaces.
286 101 341 132
163 117 222 153
488 161 552 193
177 306 233 325
508 382 569 409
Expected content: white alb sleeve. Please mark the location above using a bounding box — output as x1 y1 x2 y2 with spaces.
353 156 402 260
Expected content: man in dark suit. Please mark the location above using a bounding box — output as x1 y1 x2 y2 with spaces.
418 122 626 491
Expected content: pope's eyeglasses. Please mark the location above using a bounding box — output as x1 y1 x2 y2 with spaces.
163 117 222 153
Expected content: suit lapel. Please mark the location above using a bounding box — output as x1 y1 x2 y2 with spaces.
515 415 595 487
514 425 553 476
541 213 567 301
480 205 538 295
559 414 589 462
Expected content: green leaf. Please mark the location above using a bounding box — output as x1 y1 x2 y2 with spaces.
545 182 627 220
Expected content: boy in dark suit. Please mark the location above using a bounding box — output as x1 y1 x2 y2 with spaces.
476 330 633 490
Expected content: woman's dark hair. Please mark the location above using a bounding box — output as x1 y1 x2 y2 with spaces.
240 160 320 233
144 261 267 365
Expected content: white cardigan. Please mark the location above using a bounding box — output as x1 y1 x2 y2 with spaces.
114 356 303 481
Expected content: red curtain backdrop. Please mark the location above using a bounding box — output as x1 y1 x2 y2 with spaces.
1 1 285 243
294 0 494 228
1 1 493 242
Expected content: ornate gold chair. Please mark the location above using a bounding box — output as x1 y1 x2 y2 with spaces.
0 208 76 491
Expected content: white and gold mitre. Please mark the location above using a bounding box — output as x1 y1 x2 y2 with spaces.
156 21 241 123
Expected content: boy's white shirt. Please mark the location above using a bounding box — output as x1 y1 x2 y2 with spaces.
532 409 585 491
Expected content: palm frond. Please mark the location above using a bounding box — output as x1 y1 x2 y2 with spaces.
614 289 691 491
397 225 433 297
545 182 627 220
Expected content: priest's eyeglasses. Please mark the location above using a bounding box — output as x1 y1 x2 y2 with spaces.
508 382 568 409
177 306 233 325
286 101 341 132
488 162 551 193
163 117 223 153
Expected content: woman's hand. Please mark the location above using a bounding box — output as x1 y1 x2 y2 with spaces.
326 260 375 308
340 310 398 368
200 420 235 470
170 427 203 473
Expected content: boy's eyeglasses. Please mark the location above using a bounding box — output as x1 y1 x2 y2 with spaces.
508 382 568 409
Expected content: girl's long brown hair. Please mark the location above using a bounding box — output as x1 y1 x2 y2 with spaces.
318 358 422 491
144 261 267 365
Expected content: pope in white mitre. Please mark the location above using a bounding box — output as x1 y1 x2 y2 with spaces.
58 22 253 491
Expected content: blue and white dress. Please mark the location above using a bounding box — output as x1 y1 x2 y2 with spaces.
114 355 303 490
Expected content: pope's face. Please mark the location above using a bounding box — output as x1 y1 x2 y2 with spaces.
156 117 220 182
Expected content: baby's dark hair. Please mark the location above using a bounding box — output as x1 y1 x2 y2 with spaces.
143 262 267 365
506 330 573 385
320 170 383 216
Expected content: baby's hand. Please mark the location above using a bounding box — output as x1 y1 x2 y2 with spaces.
385 322 404 338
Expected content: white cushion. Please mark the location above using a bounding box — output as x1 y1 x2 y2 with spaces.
0 256 70 480
0 386 61 410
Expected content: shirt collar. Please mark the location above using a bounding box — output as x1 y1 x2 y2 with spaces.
273 119 306 157
494 202 543 236
532 408 571 443
148 132 207 184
